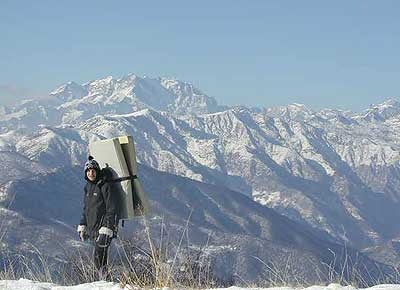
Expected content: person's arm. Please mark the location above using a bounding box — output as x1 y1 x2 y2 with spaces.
77 185 88 241
100 182 118 229
96 182 118 246
79 185 88 226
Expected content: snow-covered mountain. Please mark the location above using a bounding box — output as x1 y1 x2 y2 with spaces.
0 74 224 132
6 96 400 248
1 73 400 282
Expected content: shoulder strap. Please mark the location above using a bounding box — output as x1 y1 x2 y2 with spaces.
96 178 106 188
106 175 138 183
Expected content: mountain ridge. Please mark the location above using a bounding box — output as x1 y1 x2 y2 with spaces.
1 73 400 267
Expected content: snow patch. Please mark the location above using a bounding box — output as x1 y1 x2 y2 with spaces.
2 279 400 290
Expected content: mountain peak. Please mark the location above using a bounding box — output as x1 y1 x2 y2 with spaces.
50 81 87 102
358 98 400 122
372 98 400 110
265 103 315 121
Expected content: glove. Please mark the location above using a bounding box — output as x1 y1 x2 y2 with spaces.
96 227 113 248
77 225 88 241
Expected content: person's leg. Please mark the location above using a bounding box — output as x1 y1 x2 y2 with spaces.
94 243 109 280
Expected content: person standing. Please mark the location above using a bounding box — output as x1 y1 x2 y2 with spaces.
77 156 118 280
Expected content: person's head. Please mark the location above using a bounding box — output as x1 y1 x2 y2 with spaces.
84 156 100 182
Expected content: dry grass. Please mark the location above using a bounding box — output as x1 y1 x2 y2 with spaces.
2 215 400 288
0 212 223 288
114 212 224 288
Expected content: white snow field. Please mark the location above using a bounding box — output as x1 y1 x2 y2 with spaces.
1 279 400 290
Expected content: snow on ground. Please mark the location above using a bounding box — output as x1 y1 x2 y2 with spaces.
0 279 125 290
1 279 400 290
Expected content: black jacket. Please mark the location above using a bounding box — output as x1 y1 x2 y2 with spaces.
80 175 119 239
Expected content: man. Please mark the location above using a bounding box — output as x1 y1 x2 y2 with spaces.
77 156 118 280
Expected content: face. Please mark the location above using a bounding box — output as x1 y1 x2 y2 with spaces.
86 168 97 181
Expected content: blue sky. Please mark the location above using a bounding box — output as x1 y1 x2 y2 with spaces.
1 0 399 111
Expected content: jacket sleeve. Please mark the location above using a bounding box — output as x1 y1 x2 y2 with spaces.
79 185 87 225
101 182 118 229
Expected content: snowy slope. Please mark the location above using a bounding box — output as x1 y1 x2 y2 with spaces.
0 151 49 184
69 103 400 248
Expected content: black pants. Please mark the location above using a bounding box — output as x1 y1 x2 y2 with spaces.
94 242 109 271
